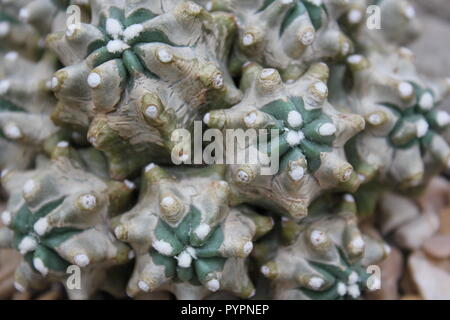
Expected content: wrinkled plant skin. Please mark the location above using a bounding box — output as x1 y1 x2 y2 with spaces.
0 144 135 299
205 62 364 221
47 0 241 179
253 195 389 299
112 163 274 299
0 0 449 301
196 0 355 81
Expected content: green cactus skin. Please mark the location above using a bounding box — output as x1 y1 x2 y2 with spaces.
254 194 389 300
0 144 135 299
339 49 450 191
0 51 59 171
111 163 274 299
204 62 364 221
195 0 354 81
47 0 241 179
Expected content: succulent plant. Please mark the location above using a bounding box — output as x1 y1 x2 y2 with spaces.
0 51 59 171
112 163 274 299
0 144 135 299
196 0 354 81
254 194 389 299
204 62 364 220
47 0 241 179
338 49 450 190
1 0 449 301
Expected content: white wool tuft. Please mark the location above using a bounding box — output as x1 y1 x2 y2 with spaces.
0 80 10 95
368 113 382 126
314 81 328 95
65 24 78 37
87 72 102 88
33 258 49 276
287 111 303 128
242 33 255 46
344 194 355 203
415 119 429 138
105 18 123 39
318 123 337 136
337 282 347 296
161 196 175 207
5 51 18 62
348 271 359 285
384 244 391 256
145 105 158 119
3 123 22 140
138 280 150 292
194 223 211 240
157 48 173 63
1 211 11 226
145 163 156 172
347 55 363 65
124 179 136 190
185 246 197 259
212 73 224 88
244 112 257 126
23 179 37 197
176 250 193 268
57 141 69 148
106 40 130 53
341 41 350 55
0 21 11 37
206 279 220 292
19 8 29 22
243 241 253 255
289 166 304 182
51 77 59 89
310 230 327 246
419 92 434 110
34 218 49 236
79 194 97 210
260 69 276 79
123 24 143 42
398 82 413 98
261 265 270 276
203 113 211 125
286 130 303 146
436 111 450 127
237 170 250 182
19 236 37 254
351 237 365 252
1 169 9 178
347 9 363 24
347 284 361 298
404 5 416 19
308 277 324 290
300 30 315 45
152 239 173 256
14 282 25 293
74 254 90 267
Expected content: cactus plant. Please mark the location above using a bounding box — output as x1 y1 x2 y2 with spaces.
47 0 241 179
0 0 449 301
204 62 364 220
254 195 389 299
0 145 135 299
112 163 273 299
